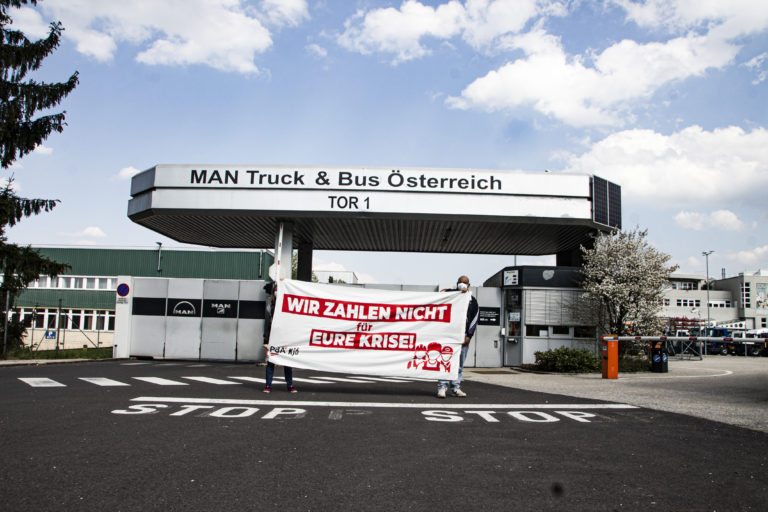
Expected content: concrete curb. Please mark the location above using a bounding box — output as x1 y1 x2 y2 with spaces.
0 358 113 367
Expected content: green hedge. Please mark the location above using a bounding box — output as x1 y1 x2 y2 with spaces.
7 347 113 360
533 347 601 373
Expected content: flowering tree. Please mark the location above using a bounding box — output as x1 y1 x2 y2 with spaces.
580 228 678 343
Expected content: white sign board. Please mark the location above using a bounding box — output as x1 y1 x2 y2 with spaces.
129 165 594 220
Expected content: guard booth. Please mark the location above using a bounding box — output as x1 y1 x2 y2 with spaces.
484 266 599 366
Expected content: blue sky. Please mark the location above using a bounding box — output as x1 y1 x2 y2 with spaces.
5 0 768 286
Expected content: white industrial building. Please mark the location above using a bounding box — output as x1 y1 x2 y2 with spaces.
661 270 768 334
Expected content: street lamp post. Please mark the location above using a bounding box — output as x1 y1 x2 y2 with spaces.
702 250 714 356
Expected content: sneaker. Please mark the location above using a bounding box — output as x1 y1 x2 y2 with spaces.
451 388 467 398
437 387 446 399
288 386 298 393
263 386 271 393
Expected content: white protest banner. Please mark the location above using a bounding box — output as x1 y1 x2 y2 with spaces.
267 280 470 380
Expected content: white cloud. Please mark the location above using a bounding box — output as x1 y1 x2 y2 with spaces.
9 6 50 38
261 0 310 28
727 245 768 266
337 0 568 64
33 145 53 155
674 211 707 230
612 0 768 39
115 166 142 180
563 125 768 206
709 210 747 230
338 1 465 64
62 226 107 239
446 28 739 126
744 52 768 85
16 0 310 74
0 178 20 191
338 1 755 127
674 210 746 231
306 43 328 58
461 0 547 49
685 256 701 269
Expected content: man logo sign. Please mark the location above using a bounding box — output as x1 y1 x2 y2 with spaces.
171 301 197 316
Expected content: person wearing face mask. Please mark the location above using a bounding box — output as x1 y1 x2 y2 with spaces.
437 275 479 399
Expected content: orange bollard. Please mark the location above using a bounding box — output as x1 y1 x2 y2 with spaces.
601 338 618 379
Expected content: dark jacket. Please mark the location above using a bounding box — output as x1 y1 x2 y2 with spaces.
263 297 274 345
447 288 480 340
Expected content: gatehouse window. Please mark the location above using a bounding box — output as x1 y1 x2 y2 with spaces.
525 324 549 337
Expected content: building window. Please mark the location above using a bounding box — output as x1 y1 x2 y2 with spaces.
58 310 69 329
46 310 56 328
663 299 670 306
70 310 82 330
82 310 93 330
762 318 767 328
33 310 45 328
525 324 549 337
21 308 33 328
574 326 596 338
742 283 752 309
551 325 570 336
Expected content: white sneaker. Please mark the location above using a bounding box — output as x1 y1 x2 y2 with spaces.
451 388 467 398
437 387 446 399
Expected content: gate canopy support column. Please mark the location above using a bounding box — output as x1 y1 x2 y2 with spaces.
297 241 313 282
274 222 293 280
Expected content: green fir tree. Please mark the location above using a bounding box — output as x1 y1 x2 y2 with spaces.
0 0 78 355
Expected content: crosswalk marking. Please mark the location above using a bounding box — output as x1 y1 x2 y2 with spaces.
182 377 241 385
18 377 66 387
132 377 188 386
311 376 376 383
121 362 152 366
352 376 413 383
229 376 335 384
19 374 434 388
281 376 334 384
79 377 130 387
229 376 267 384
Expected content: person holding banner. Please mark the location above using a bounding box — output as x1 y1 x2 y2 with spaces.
263 281 297 393
437 275 479 399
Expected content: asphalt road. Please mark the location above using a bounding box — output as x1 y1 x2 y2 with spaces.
1 360 766 511
466 356 768 433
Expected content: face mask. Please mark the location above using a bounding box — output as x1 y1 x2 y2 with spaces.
458 282 468 291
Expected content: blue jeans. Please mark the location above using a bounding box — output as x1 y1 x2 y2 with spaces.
265 362 293 387
438 344 468 391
